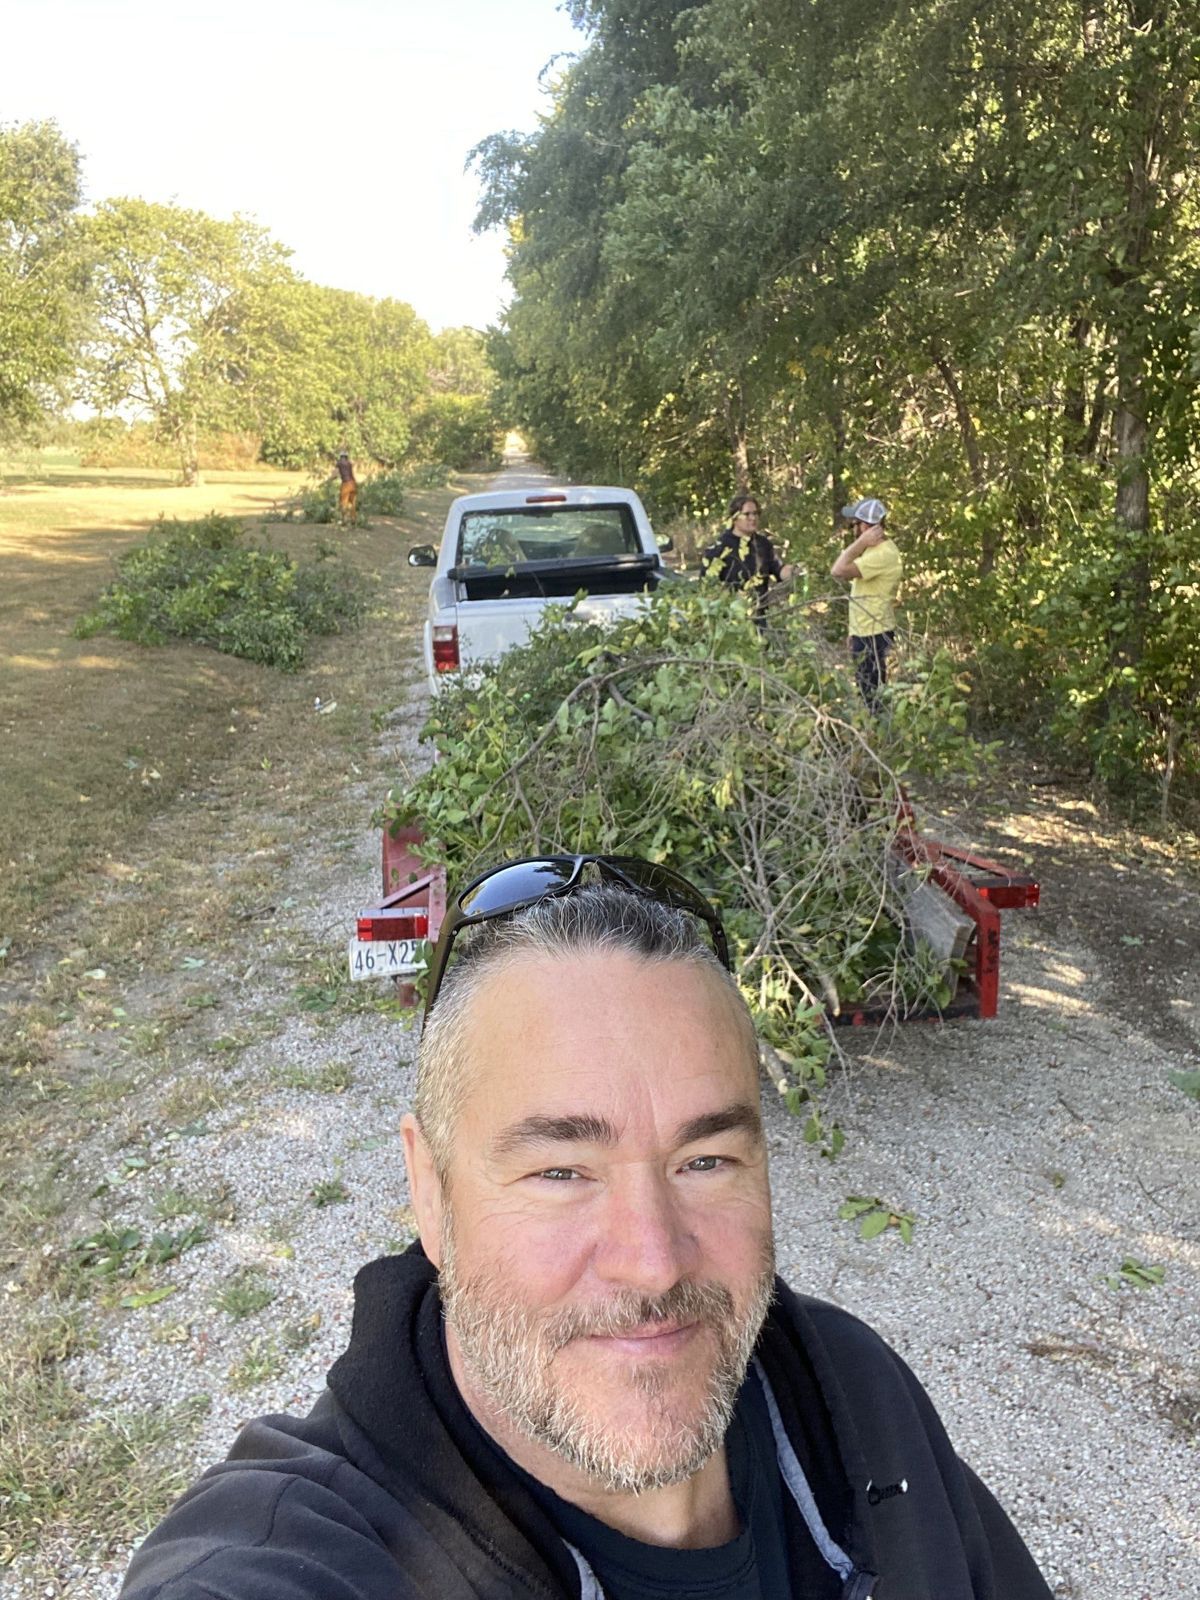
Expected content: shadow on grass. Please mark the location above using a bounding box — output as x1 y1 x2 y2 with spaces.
0 471 187 492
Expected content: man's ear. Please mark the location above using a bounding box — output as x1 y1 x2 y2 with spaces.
401 1112 445 1268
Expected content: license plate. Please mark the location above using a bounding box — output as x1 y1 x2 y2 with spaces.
347 937 425 982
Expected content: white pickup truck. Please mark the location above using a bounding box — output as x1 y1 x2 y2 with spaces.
407 485 672 690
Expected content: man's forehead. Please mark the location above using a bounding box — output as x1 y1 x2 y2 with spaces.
458 949 757 1085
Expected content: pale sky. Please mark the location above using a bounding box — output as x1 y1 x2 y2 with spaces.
4 0 584 331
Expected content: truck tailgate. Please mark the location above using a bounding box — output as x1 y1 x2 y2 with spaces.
456 591 649 670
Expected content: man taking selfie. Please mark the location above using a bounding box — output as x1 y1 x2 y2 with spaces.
121 856 1052 1600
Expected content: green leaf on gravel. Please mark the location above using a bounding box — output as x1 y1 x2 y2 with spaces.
1102 1257 1166 1290
297 983 339 1013
859 1211 890 1241
1167 1069 1200 1102
120 1286 178 1309
173 1119 211 1138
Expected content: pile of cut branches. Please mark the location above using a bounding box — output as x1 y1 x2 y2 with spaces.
75 514 365 670
382 585 982 1130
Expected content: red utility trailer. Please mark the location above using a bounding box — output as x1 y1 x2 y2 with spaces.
349 826 1039 1021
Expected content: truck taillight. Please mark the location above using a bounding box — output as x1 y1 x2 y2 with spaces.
432 624 459 672
358 912 430 941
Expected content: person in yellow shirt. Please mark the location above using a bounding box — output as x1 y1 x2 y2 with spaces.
830 497 902 710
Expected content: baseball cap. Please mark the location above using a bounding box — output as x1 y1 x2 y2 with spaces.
840 497 887 525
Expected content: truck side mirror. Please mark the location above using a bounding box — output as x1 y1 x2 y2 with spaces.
407 545 437 568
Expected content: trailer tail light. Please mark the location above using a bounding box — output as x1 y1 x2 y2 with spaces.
525 493 568 503
432 624 459 672
357 911 430 941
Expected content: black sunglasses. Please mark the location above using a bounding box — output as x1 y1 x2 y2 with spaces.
423 854 730 1018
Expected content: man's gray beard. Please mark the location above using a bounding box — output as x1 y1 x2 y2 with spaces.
439 1214 776 1496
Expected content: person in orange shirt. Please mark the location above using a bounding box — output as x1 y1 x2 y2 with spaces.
336 451 358 521
830 497 902 710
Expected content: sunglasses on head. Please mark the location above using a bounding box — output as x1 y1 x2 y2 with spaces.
422 854 730 1018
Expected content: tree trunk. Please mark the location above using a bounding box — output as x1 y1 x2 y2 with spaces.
1110 342 1151 659
932 350 985 495
829 408 846 523
1106 0 1161 679
931 349 996 570
723 382 751 491
1083 370 1108 459
177 415 199 486
1062 316 1091 454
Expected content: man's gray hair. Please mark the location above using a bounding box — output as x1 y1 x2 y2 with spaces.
414 883 755 1179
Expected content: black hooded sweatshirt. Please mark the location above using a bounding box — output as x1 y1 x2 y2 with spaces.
120 1246 1053 1600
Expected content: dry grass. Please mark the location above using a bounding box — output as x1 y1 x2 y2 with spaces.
0 1311 210 1570
0 449 459 1580
1 455 318 941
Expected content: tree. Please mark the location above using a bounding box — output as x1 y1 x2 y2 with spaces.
477 0 1200 801
255 282 439 469
0 120 87 439
83 199 297 484
429 327 494 397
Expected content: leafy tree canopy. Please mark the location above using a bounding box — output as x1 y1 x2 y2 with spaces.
478 0 1200 807
0 120 88 436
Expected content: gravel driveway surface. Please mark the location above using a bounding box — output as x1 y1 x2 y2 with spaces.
7 473 1196 1600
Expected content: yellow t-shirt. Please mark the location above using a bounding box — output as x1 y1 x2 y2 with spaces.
848 538 902 637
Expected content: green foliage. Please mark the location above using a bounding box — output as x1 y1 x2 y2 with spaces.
69 1220 208 1286
290 469 408 525
213 1270 277 1320
1167 1069 1200 1102
75 514 365 671
476 0 1200 808
81 199 297 484
838 1196 916 1244
1101 1257 1166 1291
0 120 88 437
227 1335 286 1391
383 583 984 1102
256 290 502 472
408 393 501 469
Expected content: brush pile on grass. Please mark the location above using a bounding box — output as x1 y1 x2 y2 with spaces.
288 469 413 525
381 585 984 1131
75 514 365 670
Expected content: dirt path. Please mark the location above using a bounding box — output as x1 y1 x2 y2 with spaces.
1 468 1196 1597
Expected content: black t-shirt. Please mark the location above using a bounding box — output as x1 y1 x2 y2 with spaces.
700 529 782 594
432 1325 842 1600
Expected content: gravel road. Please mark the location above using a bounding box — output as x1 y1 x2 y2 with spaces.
9 475 1197 1600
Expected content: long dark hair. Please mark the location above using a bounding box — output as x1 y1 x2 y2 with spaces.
726 492 760 529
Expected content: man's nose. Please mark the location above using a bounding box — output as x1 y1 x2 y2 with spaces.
591 1168 699 1295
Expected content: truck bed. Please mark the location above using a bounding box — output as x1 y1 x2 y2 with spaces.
456 554 663 602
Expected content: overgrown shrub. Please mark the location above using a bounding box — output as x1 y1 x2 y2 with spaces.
402 462 452 489
75 514 365 670
288 470 408 525
357 472 408 517
381 584 986 1128
407 394 501 469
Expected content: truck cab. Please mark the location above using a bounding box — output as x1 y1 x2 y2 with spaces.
408 486 670 690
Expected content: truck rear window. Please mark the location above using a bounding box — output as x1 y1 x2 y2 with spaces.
458 505 640 568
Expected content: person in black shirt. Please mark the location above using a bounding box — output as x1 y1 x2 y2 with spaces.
700 495 790 620
121 861 1054 1600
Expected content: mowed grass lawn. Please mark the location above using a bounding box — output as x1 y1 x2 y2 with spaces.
0 455 437 946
